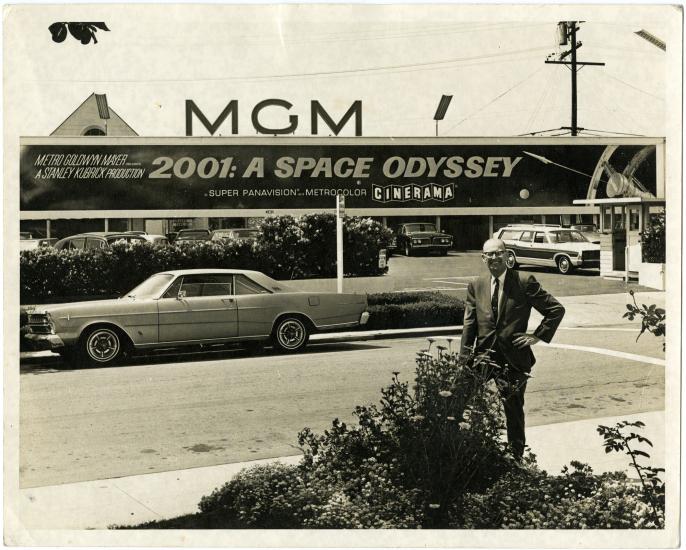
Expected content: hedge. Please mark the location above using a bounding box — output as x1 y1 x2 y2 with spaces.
364 292 465 330
20 214 393 304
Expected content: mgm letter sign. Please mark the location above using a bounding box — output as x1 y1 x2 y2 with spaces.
20 138 660 212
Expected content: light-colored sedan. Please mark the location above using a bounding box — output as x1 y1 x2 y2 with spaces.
24 269 369 366
211 228 260 243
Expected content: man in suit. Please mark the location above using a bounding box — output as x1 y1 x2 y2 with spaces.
460 238 565 459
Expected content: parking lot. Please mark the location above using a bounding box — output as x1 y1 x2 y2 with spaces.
291 251 653 298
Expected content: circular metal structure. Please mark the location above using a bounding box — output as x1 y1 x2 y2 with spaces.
274 317 308 352
556 255 573 275
84 327 121 363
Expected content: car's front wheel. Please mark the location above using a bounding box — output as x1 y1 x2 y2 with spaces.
273 316 309 353
405 243 412 256
505 250 518 269
80 326 126 366
556 255 573 275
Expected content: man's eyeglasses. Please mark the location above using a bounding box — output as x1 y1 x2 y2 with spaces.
482 251 505 259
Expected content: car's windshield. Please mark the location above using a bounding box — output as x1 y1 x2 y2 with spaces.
233 229 259 237
405 224 437 233
549 230 588 243
126 273 175 298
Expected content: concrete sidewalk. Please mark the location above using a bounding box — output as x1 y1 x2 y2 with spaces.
17 410 664 530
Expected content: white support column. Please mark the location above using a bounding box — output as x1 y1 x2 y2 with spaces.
488 216 494 238
104 218 109 232
435 216 441 232
46 219 51 238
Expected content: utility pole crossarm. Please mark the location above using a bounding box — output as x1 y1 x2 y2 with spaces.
544 60 605 66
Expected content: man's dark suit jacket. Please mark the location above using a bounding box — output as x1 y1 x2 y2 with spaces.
459 269 565 373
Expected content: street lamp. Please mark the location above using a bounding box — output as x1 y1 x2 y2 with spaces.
433 95 453 137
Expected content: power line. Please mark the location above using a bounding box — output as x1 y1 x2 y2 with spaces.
444 65 545 132
599 72 664 101
516 127 565 136
34 46 552 84
579 127 647 137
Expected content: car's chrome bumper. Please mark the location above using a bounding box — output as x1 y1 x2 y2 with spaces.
24 333 65 351
573 257 600 268
360 311 370 325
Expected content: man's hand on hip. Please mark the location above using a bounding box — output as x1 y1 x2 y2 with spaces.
512 333 541 349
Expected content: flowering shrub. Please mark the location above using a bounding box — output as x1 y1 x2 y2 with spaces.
198 345 520 528
20 240 256 303
455 461 662 529
199 459 423 529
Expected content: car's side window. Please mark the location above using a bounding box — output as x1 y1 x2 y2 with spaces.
85 238 104 250
196 274 234 297
519 231 533 243
235 274 271 295
500 230 522 241
68 238 86 250
162 277 183 299
533 232 547 244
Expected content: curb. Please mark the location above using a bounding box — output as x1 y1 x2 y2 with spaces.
19 325 464 365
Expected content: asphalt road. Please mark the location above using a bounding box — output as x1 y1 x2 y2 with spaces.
20 328 663 488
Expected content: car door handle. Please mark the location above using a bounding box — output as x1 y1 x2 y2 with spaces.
222 298 235 305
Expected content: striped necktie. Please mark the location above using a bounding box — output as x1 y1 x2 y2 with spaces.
491 277 499 321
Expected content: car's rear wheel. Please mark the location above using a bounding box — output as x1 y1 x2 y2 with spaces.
273 316 309 353
80 326 126 366
440 249 448 256
505 250 518 269
556 255 573 275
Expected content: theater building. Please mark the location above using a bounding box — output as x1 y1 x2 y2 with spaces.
20 95 665 263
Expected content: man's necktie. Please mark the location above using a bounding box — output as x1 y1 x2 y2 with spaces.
491 278 499 321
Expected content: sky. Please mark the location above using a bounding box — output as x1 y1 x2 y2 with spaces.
4 4 677 140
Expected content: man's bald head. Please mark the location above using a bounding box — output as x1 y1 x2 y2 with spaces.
483 238 506 254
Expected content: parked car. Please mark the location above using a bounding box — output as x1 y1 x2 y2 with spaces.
570 223 601 244
174 229 212 242
138 234 170 246
23 268 370 366
126 230 148 236
19 238 57 251
493 224 600 274
53 232 148 250
211 228 260 243
394 223 452 256
20 232 33 240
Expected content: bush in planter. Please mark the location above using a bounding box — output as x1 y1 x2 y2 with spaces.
640 210 665 263
199 458 423 529
198 347 520 528
454 461 663 529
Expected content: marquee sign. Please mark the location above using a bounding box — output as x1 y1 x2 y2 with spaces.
19 138 659 211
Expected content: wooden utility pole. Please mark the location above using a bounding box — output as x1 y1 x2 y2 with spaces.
545 22 605 136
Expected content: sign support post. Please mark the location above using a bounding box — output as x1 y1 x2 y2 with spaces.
336 194 345 293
